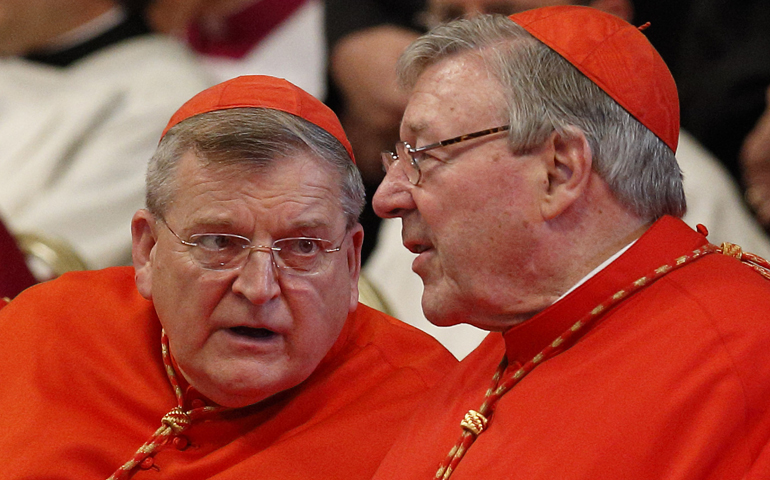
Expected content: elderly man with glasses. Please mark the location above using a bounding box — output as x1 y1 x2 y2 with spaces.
371 7 770 480
0 75 455 479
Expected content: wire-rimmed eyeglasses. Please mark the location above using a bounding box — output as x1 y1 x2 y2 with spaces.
381 125 510 185
162 221 344 275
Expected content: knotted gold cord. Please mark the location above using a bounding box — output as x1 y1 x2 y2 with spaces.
161 407 192 434
719 242 770 279
106 332 228 480
460 410 488 436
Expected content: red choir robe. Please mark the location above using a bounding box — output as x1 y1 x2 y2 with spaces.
372 216 770 480
0 266 456 479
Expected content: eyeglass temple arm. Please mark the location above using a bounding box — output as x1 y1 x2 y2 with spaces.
410 125 511 153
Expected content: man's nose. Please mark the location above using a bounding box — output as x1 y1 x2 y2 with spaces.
231 249 281 304
372 166 417 219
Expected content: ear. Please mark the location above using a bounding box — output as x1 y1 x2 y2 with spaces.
540 129 593 220
132 209 158 300
346 223 364 312
589 0 633 22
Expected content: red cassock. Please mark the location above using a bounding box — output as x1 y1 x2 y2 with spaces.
0 267 456 479
373 216 770 480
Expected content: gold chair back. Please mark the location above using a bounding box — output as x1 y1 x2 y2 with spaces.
15 232 87 280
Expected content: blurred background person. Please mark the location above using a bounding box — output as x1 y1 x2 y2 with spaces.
669 0 770 238
742 86 770 226
325 0 424 263
147 0 327 98
0 0 213 278
675 1 770 194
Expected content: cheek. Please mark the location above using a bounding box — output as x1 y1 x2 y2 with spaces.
298 313 346 361
279 305 346 385
431 197 534 277
283 272 352 356
287 279 351 323
152 259 230 341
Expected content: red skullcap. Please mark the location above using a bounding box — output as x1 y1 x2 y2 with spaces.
509 6 679 152
161 75 355 163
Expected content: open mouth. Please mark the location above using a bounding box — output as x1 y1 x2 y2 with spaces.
229 326 276 339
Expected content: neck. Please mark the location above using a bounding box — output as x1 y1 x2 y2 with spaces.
538 177 651 304
496 179 650 329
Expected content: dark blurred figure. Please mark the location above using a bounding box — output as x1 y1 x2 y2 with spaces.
0 219 36 299
325 0 425 263
674 0 770 184
673 0 770 232
630 0 692 69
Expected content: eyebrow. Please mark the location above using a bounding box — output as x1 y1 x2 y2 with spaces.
287 219 331 232
186 219 237 231
189 218 335 237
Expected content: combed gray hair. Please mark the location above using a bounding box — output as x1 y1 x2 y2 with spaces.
398 14 686 221
146 108 365 228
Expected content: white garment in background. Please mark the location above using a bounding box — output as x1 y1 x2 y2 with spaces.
364 218 490 360
678 130 770 258
365 131 770 359
0 36 213 269
199 0 326 99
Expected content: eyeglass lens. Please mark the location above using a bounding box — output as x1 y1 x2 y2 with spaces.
187 234 337 274
381 143 421 185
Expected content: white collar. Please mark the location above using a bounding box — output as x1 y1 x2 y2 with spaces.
555 239 637 303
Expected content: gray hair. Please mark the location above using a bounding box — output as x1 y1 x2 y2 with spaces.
146 108 365 228
398 14 686 221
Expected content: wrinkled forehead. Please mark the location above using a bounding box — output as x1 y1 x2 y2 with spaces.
403 53 508 136
167 149 345 220
182 146 341 187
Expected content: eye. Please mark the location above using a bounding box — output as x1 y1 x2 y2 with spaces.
281 238 322 256
412 150 440 167
192 234 247 251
